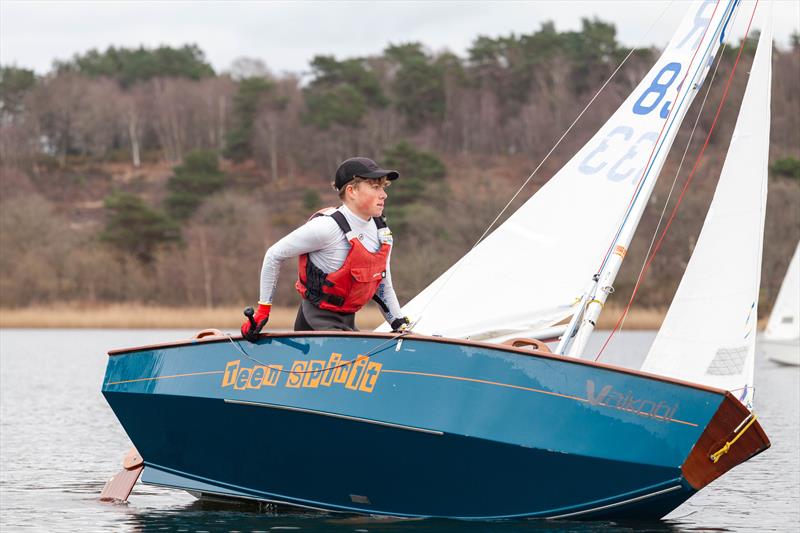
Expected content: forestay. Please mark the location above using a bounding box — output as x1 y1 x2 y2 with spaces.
385 0 739 340
641 16 773 410
765 241 800 341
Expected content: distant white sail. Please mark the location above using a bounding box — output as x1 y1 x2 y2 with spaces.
765 242 800 341
642 16 773 410
383 0 739 339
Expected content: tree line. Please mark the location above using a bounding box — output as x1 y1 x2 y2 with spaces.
1 21 798 312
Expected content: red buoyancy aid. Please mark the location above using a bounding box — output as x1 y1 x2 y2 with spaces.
295 209 391 314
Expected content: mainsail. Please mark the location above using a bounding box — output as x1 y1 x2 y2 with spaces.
386 0 740 340
765 241 800 341
641 17 773 410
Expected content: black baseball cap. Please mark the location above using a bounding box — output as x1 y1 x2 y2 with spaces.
334 157 399 190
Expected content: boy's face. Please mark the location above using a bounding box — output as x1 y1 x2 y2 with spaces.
348 178 389 218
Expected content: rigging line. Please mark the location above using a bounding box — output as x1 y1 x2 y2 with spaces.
618 7 740 333
468 44 650 250
594 0 727 277
224 331 410 376
595 0 762 361
406 0 677 329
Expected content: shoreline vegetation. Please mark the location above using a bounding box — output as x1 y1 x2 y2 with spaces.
2 38 798 316
0 304 674 331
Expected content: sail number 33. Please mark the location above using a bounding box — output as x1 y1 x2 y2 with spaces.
578 62 683 183
576 0 719 184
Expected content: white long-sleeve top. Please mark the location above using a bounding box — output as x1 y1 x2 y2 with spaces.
259 204 403 323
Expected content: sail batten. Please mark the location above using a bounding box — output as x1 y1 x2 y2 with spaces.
642 12 773 409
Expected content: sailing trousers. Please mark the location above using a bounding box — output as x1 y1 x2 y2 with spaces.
294 299 357 331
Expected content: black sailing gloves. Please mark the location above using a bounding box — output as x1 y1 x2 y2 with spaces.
391 316 411 332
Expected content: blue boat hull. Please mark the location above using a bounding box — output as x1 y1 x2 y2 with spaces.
102 332 769 519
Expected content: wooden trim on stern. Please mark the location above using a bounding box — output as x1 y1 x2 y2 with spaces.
681 392 770 490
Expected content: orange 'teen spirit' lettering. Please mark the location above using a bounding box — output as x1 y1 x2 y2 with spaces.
302 360 326 388
345 356 369 390
286 361 307 388
333 360 351 384
359 361 382 392
264 365 282 387
248 366 267 389
234 368 252 390
222 360 240 387
320 353 343 386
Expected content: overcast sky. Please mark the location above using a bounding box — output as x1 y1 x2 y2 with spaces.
2 1 798 77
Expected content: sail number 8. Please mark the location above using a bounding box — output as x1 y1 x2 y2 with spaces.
633 62 682 118
577 61 684 182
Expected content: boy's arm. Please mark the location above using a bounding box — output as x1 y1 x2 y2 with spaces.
373 249 407 330
258 218 339 304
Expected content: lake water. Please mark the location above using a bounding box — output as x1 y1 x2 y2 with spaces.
1 329 797 532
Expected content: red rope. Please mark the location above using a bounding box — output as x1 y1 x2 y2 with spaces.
595 0 761 361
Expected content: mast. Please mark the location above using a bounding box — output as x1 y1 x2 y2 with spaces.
559 0 741 357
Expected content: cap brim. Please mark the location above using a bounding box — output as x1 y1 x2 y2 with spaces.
359 169 399 180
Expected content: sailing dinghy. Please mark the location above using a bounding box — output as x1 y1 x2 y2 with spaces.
101 0 771 519
762 242 800 365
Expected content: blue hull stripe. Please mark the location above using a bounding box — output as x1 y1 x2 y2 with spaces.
105 361 700 427
105 370 223 386
547 485 684 519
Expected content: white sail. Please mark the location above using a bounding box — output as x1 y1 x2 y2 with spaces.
382 0 739 339
765 241 800 341
642 16 772 410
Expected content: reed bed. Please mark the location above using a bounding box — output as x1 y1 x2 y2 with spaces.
0 304 672 331
0 305 386 330
595 306 666 330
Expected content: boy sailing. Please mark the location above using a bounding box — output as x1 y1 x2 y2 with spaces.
242 157 408 339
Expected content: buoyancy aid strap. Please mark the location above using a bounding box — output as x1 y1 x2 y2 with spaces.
371 294 390 313
330 210 360 242
302 257 333 307
329 210 389 237
330 210 351 233
299 210 353 304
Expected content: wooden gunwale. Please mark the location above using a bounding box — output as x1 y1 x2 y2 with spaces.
106 331 729 396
